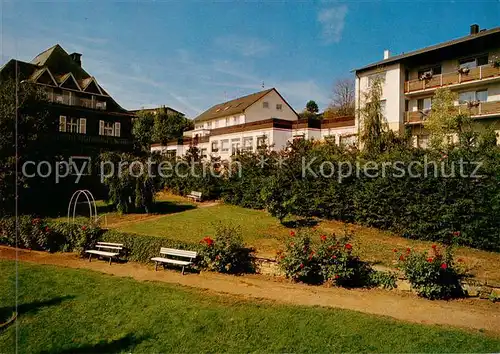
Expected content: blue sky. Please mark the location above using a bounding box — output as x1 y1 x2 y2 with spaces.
1 1 498 117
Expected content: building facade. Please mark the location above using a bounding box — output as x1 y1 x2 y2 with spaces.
354 24 500 147
151 88 356 159
0 44 134 156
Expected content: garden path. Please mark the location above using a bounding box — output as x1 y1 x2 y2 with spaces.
2 246 499 335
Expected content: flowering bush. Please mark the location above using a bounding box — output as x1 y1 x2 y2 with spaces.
397 244 463 299
197 223 255 274
278 229 380 287
277 230 322 283
315 232 373 287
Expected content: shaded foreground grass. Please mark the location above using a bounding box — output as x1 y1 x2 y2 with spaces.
1 261 499 353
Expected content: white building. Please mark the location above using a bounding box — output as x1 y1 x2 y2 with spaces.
354 24 500 147
152 88 356 159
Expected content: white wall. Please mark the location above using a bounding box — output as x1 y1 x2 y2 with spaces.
245 90 298 123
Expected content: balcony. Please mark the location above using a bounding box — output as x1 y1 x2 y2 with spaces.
56 133 132 146
405 64 500 94
405 100 500 124
47 90 107 110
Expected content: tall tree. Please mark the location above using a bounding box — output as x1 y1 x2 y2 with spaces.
331 78 355 116
132 111 155 152
0 79 55 214
153 111 194 145
305 100 319 114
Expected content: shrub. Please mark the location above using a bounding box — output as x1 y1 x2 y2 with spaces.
367 270 398 289
315 232 373 287
277 230 322 284
101 229 197 263
277 229 376 287
0 216 100 253
397 244 463 299
197 223 255 274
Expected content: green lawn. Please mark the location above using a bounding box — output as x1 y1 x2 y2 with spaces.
115 203 288 254
1 261 499 353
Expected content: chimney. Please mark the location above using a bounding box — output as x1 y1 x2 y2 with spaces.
470 24 479 35
383 49 390 60
70 52 82 67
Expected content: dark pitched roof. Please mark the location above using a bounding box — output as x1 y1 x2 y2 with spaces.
354 26 500 73
193 88 275 122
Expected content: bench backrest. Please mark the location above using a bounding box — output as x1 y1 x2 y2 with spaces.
96 242 124 251
160 247 197 259
190 191 202 198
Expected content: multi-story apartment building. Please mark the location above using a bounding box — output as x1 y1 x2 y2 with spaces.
354 24 500 147
151 88 356 159
0 44 134 156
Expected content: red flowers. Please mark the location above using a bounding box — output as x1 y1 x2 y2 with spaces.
31 218 40 225
215 255 221 260
320 235 327 242
331 255 337 259
406 248 411 253
344 243 352 250
45 226 50 233
452 231 461 237
399 255 405 261
431 244 437 250
457 258 464 263
440 263 448 269
201 237 214 246
290 231 295 237
81 226 87 231
300 263 304 269
335 275 339 279
393 248 398 253
308 251 315 261
427 257 434 263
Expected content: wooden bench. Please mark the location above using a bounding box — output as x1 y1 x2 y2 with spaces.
186 191 202 202
85 242 124 265
151 247 197 274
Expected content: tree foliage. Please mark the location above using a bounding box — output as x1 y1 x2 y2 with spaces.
331 78 355 117
0 79 55 215
305 100 319 114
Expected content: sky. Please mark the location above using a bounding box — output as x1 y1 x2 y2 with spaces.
1 1 499 118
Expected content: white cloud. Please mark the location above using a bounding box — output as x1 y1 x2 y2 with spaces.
317 5 348 44
213 35 272 57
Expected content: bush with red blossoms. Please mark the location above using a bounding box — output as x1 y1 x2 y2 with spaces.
397 244 463 299
197 222 255 274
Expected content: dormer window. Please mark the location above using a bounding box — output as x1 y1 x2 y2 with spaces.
263 101 269 109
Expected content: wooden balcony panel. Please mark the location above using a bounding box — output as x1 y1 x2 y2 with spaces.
460 67 480 83
480 101 500 115
424 76 441 89
441 72 458 86
406 111 424 123
481 65 500 79
407 80 424 92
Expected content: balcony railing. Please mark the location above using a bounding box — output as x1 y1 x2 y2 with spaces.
47 90 107 110
405 100 500 124
56 133 132 145
405 64 500 93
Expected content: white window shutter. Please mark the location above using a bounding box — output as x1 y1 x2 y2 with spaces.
114 122 121 137
59 116 66 132
79 118 86 134
99 120 105 135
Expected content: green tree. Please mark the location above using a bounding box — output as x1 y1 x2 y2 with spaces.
424 88 471 150
153 111 194 145
306 100 319 114
0 79 55 214
132 111 155 152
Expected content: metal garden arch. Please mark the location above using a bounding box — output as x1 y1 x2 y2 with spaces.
67 189 98 223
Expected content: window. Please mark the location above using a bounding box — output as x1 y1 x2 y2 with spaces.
214 120 218 128
233 116 238 124
95 101 106 110
59 116 66 132
263 101 269 109
211 141 219 153
79 118 87 134
99 120 120 136
256 135 267 148
459 90 488 103
459 54 488 69
367 72 386 86
417 98 432 111
340 135 357 147
417 135 429 149
231 138 241 155
67 118 79 133
243 137 253 152
221 139 229 152
225 117 230 126
380 100 387 119
207 121 212 129
276 103 283 111
418 65 442 77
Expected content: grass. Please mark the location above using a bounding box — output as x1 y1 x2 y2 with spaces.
52 192 500 283
1 260 499 353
